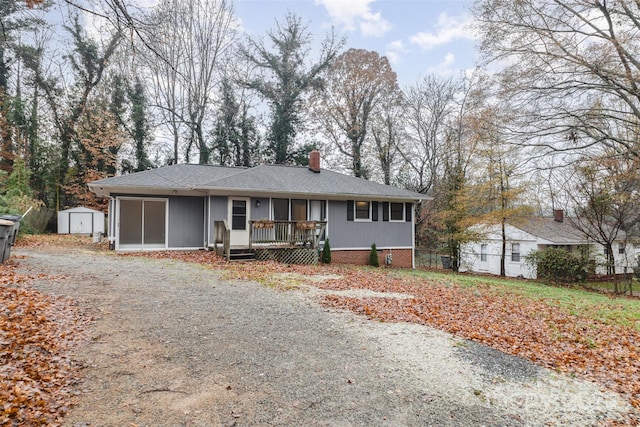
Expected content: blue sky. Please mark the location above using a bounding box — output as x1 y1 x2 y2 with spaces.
234 0 478 87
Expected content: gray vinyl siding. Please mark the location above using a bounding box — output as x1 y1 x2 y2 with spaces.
210 196 228 219
168 196 205 248
328 200 412 249
251 197 270 220
208 196 228 244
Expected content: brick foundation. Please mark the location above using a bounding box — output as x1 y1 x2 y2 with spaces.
330 248 413 268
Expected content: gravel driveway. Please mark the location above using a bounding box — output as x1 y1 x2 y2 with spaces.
14 246 632 426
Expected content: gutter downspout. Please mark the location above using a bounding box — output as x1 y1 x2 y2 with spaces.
412 201 416 269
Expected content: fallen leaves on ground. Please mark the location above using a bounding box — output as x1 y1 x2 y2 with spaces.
8 236 640 418
15 234 109 251
125 250 640 413
0 261 89 426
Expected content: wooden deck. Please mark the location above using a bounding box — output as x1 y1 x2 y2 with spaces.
214 220 327 263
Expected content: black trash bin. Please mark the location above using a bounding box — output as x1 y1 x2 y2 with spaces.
0 214 22 246
0 219 15 263
441 255 451 270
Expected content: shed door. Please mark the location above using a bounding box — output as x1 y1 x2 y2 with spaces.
69 212 93 234
228 198 250 246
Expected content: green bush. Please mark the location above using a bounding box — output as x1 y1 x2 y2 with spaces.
369 243 379 267
525 247 589 284
321 238 331 264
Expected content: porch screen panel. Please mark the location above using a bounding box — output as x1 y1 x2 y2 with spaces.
291 199 307 221
273 199 289 220
310 200 326 240
143 200 166 245
309 200 326 221
119 199 142 245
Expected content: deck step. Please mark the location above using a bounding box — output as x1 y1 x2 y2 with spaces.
229 248 256 261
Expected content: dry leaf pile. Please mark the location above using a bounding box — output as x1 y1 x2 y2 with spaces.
0 261 88 426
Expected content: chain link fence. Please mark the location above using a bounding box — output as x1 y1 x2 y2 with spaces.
414 249 451 270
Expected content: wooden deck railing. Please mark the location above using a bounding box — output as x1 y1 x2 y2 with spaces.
249 220 326 250
213 220 231 260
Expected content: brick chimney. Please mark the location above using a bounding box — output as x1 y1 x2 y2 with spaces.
553 209 564 223
309 149 321 173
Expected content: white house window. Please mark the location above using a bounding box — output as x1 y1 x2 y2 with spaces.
604 246 609 256
511 243 521 262
355 201 371 221
480 244 487 262
618 242 625 255
390 202 404 221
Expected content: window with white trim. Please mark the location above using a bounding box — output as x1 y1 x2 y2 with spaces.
355 201 371 221
511 243 521 262
618 242 625 255
480 244 487 262
390 202 404 221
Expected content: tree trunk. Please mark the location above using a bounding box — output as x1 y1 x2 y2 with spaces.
500 218 506 277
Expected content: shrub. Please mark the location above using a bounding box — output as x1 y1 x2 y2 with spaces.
525 247 589 285
369 243 379 267
321 238 331 264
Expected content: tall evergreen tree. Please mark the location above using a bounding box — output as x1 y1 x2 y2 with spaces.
240 13 343 164
212 78 259 166
128 77 153 172
0 0 47 173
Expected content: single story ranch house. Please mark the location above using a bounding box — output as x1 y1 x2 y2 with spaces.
88 151 428 267
459 210 636 278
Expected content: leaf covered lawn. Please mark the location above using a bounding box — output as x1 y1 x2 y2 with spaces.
0 260 88 426
129 250 640 413
6 235 639 423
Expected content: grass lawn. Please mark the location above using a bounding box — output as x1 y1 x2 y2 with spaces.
405 269 640 331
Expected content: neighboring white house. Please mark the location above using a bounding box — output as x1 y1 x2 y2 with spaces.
57 207 105 235
460 210 636 279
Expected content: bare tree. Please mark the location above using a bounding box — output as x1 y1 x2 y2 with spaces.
34 14 121 208
567 154 640 289
370 91 403 185
312 48 399 178
144 0 236 164
473 0 640 159
398 75 460 193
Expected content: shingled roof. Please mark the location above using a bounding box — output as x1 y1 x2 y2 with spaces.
513 217 589 244
511 216 626 244
89 163 428 201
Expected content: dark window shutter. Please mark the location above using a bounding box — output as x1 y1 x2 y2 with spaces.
382 202 389 221
347 200 354 221
405 203 412 222
372 201 378 221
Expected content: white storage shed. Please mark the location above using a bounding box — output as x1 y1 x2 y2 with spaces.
57 207 105 235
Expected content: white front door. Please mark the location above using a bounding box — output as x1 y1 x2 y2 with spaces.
228 198 250 246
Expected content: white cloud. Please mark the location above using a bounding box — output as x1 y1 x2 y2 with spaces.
386 40 407 65
410 13 475 51
425 53 458 76
315 0 391 38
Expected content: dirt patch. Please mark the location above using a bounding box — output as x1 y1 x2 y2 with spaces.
11 246 636 426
